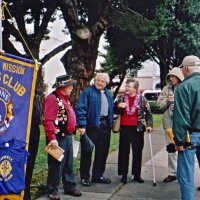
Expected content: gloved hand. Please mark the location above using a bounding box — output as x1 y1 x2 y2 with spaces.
166 143 176 153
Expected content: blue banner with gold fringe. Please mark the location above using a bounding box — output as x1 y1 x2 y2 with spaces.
0 53 36 142
0 53 37 198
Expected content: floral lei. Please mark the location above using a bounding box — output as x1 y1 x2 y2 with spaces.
124 92 141 115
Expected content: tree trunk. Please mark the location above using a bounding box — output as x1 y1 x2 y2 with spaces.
31 47 45 116
61 36 101 106
159 60 169 89
113 72 126 100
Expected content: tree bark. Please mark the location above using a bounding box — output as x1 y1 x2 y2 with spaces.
61 35 101 105
159 60 169 89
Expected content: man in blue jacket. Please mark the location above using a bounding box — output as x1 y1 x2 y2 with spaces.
173 55 200 200
76 73 114 187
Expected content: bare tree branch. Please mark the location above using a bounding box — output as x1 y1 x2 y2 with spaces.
40 41 72 65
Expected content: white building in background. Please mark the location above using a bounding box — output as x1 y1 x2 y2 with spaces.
137 60 160 90
112 60 161 95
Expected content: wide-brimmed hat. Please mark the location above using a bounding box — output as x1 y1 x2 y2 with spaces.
179 55 200 68
52 74 76 88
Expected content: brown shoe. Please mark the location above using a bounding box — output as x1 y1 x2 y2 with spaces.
64 189 82 197
48 192 60 200
163 175 176 183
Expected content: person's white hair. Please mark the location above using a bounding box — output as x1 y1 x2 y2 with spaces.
95 73 110 84
188 66 200 73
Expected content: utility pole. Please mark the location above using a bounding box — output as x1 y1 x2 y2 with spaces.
0 0 3 49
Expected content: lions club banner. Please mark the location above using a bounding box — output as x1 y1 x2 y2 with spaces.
0 53 37 198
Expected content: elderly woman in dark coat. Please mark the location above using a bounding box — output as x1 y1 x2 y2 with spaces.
114 78 153 184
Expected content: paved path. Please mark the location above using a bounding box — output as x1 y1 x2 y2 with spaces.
37 127 200 200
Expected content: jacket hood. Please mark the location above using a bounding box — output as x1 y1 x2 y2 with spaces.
166 67 184 84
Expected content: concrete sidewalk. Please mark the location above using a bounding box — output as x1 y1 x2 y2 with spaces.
37 127 200 200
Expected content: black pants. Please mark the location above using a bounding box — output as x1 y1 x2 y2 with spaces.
118 126 144 178
80 119 111 180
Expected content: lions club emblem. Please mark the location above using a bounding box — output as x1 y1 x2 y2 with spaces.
0 160 12 178
0 87 15 136
0 156 13 182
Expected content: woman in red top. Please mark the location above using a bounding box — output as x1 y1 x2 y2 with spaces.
115 79 153 184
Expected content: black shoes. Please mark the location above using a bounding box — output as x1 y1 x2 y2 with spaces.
133 177 144 183
64 189 82 197
120 175 127 184
80 179 91 187
120 175 143 184
48 191 60 200
163 175 176 183
92 176 111 184
80 176 111 186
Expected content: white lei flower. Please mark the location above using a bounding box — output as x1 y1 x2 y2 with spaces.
124 92 140 115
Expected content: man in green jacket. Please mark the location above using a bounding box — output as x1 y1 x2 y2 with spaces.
173 55 200 200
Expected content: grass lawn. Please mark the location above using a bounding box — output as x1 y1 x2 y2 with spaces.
30 114 162 199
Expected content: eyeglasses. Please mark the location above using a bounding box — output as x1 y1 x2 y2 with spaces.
95 79 107 84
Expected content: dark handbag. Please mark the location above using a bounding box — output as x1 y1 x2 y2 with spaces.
81 134 94 152
113 96 124 133
112 115 121 133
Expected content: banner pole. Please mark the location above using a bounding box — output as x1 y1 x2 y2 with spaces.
0 0 3 50
0 0 2 49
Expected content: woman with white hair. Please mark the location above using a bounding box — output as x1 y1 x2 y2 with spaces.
114 78 153 184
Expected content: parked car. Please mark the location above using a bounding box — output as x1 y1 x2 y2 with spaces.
142 89 161 102
142 89 162 114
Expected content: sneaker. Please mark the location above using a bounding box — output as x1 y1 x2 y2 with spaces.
80 179 91 187
163 175 176 183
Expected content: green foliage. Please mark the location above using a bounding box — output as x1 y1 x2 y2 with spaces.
149 101 163 114
153 0 200 57
105 0 200 88
30 126 47 198
153 114 162 128
110 132 119 151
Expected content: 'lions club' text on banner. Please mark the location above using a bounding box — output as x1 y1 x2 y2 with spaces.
0 53 36 142
0 53 37 198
